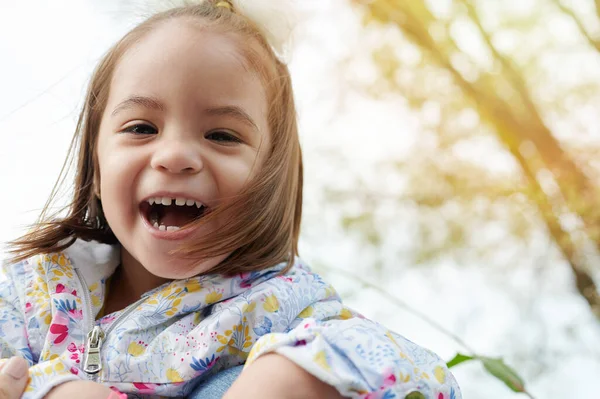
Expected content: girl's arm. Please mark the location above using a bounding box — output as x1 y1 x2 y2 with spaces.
0 262 82 399
223 353 344 399
244 308 462 399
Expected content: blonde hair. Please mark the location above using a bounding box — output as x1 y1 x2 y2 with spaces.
9 1 303 275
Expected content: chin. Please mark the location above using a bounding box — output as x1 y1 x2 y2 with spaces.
144 253 229 279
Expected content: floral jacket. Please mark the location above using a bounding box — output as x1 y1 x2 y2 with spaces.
0 239 461 399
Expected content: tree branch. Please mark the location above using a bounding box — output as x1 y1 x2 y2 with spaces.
458 0 542 120
552 0 600 52
358 0 600 321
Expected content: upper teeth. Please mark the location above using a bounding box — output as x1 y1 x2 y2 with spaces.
147 197 204 208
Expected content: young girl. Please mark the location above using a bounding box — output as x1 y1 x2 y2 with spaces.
0 1 461 398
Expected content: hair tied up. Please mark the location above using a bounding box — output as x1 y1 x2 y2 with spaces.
214 1 234 11
130 0 299 63
230 0 298 63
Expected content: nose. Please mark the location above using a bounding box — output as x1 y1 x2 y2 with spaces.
150 139 203 174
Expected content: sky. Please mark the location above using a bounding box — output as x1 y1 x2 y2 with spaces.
1 1 599 398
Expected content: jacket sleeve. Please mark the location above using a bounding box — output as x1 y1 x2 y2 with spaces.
246 298 461 399
1 261 81 399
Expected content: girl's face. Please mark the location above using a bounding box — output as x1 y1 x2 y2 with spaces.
96 20 271 280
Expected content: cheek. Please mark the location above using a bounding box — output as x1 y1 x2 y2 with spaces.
97 142 138 210
216 155 262 195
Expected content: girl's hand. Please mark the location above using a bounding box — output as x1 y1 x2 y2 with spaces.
0 357 29 399
44 380 114 399
223 354 345 399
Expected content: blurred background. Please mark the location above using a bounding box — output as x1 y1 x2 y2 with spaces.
1 0 599 397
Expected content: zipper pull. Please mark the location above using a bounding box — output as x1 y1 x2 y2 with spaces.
83 326 104 374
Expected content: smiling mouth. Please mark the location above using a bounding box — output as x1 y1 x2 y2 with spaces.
140 196 208 231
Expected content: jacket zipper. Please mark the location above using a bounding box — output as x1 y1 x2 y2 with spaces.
74 268 145 377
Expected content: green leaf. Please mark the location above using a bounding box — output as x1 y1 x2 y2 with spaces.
446 353 474 368
479 356 526 393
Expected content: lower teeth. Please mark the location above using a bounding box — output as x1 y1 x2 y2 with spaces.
150 211 159 225
152 222 180 232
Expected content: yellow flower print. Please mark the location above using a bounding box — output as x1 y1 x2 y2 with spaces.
398 372 411 383
298 306 314 318
50 269 65 282
263 294 279 313
216 318 253 358
242 302 256 313
434 365 446 383
158 287 172 299
247 334 279 365
40 253 74 278
127 342 146 357
40 349 51 361
166 368 183 382
324 285 337 298
385 331 413 362
205 290 223 305
185 280 202 293
339 308 353 320
33 279 49 294
157 285 182 300
43 360 66 375
412 367 429 381
314 350 331 372
92 295 102 308
165 298 182 317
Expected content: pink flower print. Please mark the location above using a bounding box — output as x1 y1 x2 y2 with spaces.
67 343 77 353
49 312 69 344
56 284 77 296
70 367 79 375
68 308 83 320
133 382 159 394
101 314 117 325
359 371 398 399
240 281 252 288
50 323 69 344
381 372 396 388
303 320 316 329
25 303 32 313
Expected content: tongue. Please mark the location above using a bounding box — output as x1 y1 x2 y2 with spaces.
160 206 201 227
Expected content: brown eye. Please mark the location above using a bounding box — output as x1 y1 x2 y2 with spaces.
206 131 242 144
122 124 158 135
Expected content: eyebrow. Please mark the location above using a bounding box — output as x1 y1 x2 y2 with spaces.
205 105 259 132
111 95 165 116
111 96 259 132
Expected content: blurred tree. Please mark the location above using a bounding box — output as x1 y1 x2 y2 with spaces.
338 0 600 319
